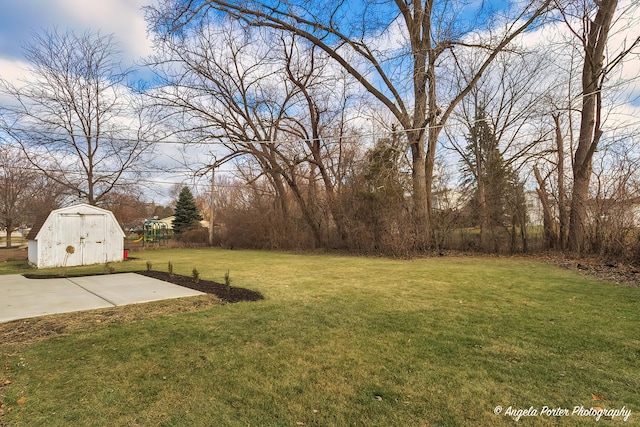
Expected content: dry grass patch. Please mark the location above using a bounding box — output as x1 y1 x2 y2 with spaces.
0 294 220 347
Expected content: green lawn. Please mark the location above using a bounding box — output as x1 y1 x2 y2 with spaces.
2 249 639 426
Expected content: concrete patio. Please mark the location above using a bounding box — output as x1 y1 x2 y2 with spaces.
0 273 204 323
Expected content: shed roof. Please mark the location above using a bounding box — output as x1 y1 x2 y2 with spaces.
26 212 50 240
26 204 125 241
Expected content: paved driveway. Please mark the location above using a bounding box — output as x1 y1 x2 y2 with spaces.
0 273 204 323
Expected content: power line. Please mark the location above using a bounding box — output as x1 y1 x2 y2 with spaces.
3 70 640 147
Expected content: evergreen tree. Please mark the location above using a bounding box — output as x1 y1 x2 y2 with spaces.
173 187 202 234
353 135 410 254
461 108 527 252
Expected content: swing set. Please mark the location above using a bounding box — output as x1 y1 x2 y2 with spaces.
133 219 172 246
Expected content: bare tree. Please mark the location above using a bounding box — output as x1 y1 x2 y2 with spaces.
146 0 554 249
146 21 363 248
533 111 571 250
558 0 640 253
0 29 153 206
0 146 39 247
446 52 549 252
280 36 357 246
146 22 320 244
527 1 640 255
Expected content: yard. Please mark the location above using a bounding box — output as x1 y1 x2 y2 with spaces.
1 249 639 426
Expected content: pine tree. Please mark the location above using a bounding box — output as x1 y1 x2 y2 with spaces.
354 135 408 253
461 108 526 251
173 187 202 234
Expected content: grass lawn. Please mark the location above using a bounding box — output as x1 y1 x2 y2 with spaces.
1 249 639 426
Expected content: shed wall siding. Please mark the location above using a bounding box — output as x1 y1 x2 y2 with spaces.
28 204 125 268
27 240 38 266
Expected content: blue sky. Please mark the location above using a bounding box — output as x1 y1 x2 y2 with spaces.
0 0 185 203
0 0 153 83
2 0 637 98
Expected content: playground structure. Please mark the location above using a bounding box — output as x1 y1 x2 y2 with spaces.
134 219 172 246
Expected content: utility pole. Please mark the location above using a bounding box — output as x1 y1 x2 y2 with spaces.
203 152 235 246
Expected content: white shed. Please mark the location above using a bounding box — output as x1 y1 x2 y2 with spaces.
27 204 125 268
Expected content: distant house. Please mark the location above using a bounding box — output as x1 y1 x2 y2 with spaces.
159 215 210 231
159 216 175 230
27 204 125 268
524 191 544 227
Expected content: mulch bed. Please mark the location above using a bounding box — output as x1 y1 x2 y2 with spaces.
544 256 640 288
22 270 264 304
136 270 264 303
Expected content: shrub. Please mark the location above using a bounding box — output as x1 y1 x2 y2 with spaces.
224 270 231 287
104 262 116 274
175 226 209 246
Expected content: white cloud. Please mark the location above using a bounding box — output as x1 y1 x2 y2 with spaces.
518 0 640 130
56 0 153 61
0 58 30 85
0 0 153 71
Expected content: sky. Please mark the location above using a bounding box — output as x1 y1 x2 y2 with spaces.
0 0 153 79
1 0 639 205
0 0 198 204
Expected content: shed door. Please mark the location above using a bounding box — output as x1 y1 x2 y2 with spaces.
80 214 106 265
58 213 107 266
59 214 82 266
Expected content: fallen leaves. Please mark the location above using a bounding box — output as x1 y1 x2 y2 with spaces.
592 393 606 401
0 380 26 419
0 378 15 420
0 397 26 417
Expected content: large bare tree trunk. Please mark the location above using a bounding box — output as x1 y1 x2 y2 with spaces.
569 165 593 253
409 131 430 249
408 2 431 249
568 0 618 253
534 166 559 248
553 114 569 250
